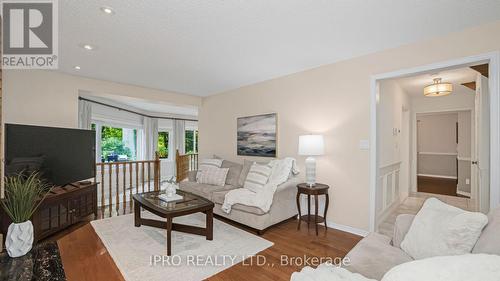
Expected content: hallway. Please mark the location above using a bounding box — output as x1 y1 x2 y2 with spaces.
417 176 468 197
377 192 476 238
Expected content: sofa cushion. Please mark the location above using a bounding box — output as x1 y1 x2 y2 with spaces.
473 207 500 255
212 190 266 215
179 181 236 201
392 214 415 248
187 170 197 182
221 160 243 187
346 232 413 281
400 198 488 260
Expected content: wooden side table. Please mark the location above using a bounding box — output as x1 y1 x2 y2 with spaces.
296 183 330 235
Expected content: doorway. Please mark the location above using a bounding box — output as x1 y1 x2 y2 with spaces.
416 111 472 198
370 52 500 232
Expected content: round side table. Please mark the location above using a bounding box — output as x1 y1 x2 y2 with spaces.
296 183 330 235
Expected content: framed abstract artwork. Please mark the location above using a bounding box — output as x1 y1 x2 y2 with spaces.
237 113 277 157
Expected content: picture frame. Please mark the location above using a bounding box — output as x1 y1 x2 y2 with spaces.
237 113 277 157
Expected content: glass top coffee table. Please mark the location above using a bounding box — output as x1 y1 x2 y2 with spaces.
132 189 215 256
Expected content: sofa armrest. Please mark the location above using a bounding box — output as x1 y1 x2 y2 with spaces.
187 170 197 182
392 214 415 248
276 176 301 192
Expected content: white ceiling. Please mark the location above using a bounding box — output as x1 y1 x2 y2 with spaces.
395 67 478 97
58 0 500 96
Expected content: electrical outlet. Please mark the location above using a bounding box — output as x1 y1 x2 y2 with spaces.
466 178 470 185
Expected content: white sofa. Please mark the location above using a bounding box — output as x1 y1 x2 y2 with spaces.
179 159 300 234
293 206 500 280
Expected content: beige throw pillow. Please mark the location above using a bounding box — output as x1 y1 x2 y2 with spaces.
400 198 488 260
243 163 272 193
196 167 229 186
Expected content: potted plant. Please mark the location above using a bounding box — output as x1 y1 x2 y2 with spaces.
1 172 51 257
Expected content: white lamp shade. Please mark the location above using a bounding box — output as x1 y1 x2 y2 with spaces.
298 135 325 156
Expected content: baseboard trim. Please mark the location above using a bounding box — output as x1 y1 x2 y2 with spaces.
417 173 457 180
321 221 369 237
457 190 471 197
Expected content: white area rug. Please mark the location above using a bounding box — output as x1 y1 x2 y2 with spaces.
91 211 273 281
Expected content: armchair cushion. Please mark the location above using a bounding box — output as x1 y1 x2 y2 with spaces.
473 207 500 255
346 232 412 280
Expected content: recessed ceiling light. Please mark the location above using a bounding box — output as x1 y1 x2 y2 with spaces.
100 6 115 15
74 66 81 70
82 44 94 50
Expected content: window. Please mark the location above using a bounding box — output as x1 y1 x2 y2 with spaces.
92 123 138 162
158 131 170 159
185 130 198 154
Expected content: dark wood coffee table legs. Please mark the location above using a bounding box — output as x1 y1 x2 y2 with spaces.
206 209 213 241
166 218 172 256
133 202 214 255
134 201 141 227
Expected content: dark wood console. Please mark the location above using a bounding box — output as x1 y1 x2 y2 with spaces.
1 182 97 243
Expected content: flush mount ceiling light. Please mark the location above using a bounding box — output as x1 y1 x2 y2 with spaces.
74 66 81 70
100 6 115 15
423 78 453 97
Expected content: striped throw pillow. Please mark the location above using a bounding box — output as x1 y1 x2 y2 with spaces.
243 163 273 193
199 158 223 169
196 167 229 186
197 158 224 181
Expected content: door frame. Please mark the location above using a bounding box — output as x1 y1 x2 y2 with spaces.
369 51 500 232
411 109 474 194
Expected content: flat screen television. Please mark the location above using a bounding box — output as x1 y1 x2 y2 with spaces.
5 124 96 186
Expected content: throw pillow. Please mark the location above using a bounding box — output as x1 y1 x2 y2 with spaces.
199 158 223 170
400 198 488 260
238 160 254 187
243 163 272 193
196 167 229 187
238 159 270 187
221 160 243 187
197 158 224 181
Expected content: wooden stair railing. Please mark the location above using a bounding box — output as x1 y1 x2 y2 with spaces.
175 150 199 183
95 152 161 217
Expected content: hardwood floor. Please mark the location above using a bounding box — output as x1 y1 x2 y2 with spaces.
417 176 468 197
55 213 362 281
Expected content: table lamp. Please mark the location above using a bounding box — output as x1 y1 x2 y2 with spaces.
298 135 325 186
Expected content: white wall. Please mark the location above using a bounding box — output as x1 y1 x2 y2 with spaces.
417 113 458 177
378 80 410 167
199 20 500 232
3 70 201 129
376 79 411 223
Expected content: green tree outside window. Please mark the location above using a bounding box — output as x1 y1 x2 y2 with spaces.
158 131 169 158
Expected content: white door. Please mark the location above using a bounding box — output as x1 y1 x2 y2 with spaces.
472 74 490 213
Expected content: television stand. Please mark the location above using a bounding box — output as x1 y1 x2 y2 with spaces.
1 181 98 243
